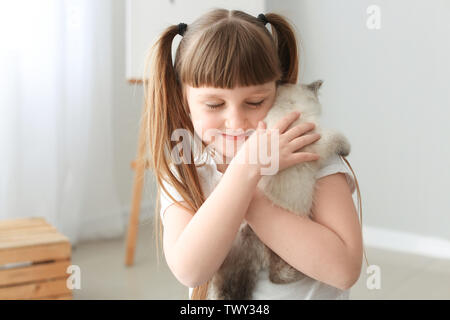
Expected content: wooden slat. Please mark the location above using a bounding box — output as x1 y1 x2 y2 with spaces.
0 242 71 265
0 226 60 241
0 277 71 299
0 234 69 250
0 259 71 286
0 217 48 230
0 231 68 245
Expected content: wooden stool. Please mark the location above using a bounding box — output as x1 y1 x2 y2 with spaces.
124 103 151 266
0 217 72 300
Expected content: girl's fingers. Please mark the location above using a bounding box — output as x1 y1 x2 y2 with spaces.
292 152 320 163
289 133 321 153
284 122 316 142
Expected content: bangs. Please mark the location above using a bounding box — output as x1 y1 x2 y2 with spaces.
178 20 282 89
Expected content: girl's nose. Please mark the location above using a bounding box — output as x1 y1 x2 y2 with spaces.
225 107 248 131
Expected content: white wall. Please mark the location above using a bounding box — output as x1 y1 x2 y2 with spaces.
111 0 153 223
266 0 450 253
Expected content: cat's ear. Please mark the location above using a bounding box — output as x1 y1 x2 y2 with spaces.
306 80 323 97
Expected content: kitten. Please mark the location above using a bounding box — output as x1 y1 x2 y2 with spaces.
206 80 351 300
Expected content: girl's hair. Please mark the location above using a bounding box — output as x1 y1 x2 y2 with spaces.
142 8 367 300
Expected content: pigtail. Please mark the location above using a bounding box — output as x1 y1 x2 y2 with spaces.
264 13 299 84
341 157 370 268
145 22 207 207
143 23 207 297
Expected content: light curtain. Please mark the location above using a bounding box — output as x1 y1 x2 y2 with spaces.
0 0 123 245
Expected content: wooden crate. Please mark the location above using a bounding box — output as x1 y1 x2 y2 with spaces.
0 217 72 300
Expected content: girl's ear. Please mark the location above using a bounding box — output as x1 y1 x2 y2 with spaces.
306 80 323 97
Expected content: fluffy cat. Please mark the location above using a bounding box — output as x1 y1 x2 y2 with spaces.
206 80 351 300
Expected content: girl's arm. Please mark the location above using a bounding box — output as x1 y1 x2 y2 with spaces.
245 172 363 290
167 161 261 288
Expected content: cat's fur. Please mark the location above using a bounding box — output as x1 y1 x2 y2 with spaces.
206 80 351 300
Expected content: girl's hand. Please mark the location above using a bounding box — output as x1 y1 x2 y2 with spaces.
231 111 321 176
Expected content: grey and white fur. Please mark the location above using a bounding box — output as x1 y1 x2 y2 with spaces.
205 80 351 300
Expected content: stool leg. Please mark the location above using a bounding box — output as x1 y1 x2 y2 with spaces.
125 108 148 266
125 159 145 266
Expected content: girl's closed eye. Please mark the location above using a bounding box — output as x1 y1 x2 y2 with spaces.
206 99 265 109
247 99 265 107
205 102 224 109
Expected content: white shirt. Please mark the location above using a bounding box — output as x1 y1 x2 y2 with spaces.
160 152 356 300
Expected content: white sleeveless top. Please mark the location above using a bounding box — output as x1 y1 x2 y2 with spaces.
159 152 356 300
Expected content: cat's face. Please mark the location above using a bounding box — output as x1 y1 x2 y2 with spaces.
271 80 324 118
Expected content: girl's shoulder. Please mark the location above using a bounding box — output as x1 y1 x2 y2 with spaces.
315 154 356 194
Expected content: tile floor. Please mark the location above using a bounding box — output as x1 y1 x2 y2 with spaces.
71 220 450 300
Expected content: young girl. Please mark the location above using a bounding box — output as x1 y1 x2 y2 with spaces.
144 9 365 300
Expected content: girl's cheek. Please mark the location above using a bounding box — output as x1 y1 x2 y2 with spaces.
203 128 222 145
193 120 213 143
192 119 217 144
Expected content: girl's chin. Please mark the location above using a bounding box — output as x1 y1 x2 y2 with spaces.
211 147 237 163
211 145 242 163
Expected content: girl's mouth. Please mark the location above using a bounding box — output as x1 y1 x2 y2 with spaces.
222 133 246 140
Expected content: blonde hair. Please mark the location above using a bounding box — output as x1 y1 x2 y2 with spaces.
142 8 368 300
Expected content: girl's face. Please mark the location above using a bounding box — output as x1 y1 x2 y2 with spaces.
184 81 277 162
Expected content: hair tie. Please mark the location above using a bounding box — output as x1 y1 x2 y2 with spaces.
257 13 268 26
178 23 187 36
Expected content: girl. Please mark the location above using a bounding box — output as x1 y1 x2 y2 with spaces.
144 9 365 300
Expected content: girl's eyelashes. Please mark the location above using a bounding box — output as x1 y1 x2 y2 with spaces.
206 103 224 109
205 100 265 109
248 99 265 107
